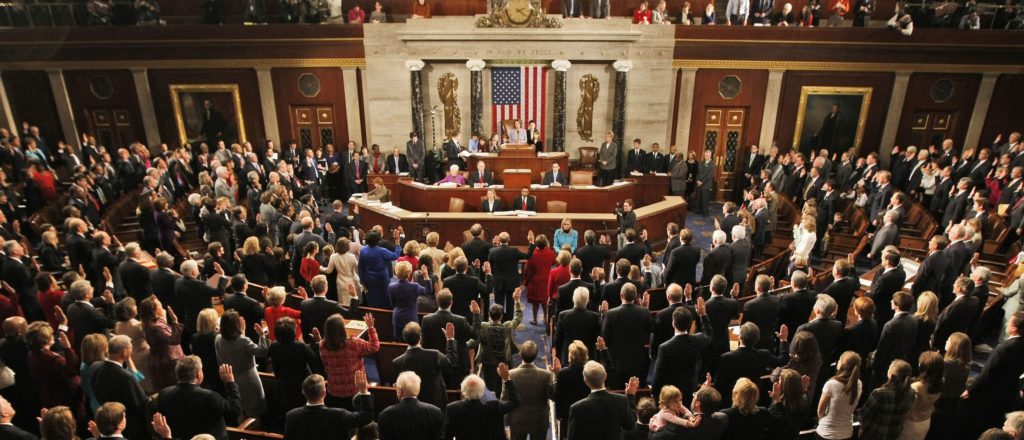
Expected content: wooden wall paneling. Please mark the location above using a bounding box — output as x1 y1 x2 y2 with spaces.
270 67 348 149
62 69 145 150
686 69 768 158
1 70 63 145
146 69 265 148
894 73 980 150
981 74 1024 147
773 71 893 156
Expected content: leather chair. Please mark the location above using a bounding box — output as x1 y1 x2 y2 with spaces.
547 200 568 213
578 146 598 169
570 170 594 186
448 197 465 213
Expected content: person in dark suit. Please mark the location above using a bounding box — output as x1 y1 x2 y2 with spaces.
299 276 346 342
157 356 242 440
941 178 972 228
222 274 265 341
624 139 647 174
421 289 478 391
65 219 94 274
751 199 770 258
943 224 973 279
384 146 410 174
932 276 979 351
967 148 993 189
968 267 991 332
779 271 817 337
445 366 520 440
511 187 537 212
823 259 859 325
796 295 844 372
88 335 150 440
149 252 180 309
911 235 950 302
930 169 954 219
614 229 647 267
441 257 490 320
117 244 152 302
727 227 752 290
601 283 652 388
701 276 739 378
714 322 789 408
699 231 732 293
696 149 715 215
839 296 879 369
66 279 115 350
174 260 224 338
379 371 445 440
394 322 458 410
574 230 612 284
740 145 765 189
664 229 701 288
468 161 494 187
283 372 374 440
742 274 782 351
867 211 899 267
443 132 466 171
553 286 602 364
872 291 917 388
488 232 530 318
556 259 595 315
343 151 369 197
0 394 35 440
460 224 492 265
868 172 894 225
869 252 906 325
566 361 639 440
650 284 687 361
962 312 1024 438
652 295 711 401
600 259 632 310
650 385 728 440
480 189 504 213
1 242 42 322
542 162 569 186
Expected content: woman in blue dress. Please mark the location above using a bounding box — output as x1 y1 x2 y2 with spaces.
358 231 399 308
388 261 433 339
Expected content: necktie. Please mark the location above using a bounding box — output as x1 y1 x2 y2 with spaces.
355 162 360 179
479 173 484 184
395 157 399 170
522 198 527 210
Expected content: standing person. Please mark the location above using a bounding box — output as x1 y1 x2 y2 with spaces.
566 362 640 440
320 313 380 410
488 232 530 318
141 296 184 392
503 341 554 440
652 294 710 401
602 283 653 388
860 359 915 440
927 332 971 440
874 291 918 389
358 231 399 308
156 357 242 440
476 289 524 394
393 322 458 410
389 261 433 339
523 234 556 326
598 132 618 186
283 373 375 439
816 351 863 440
696 149 715 216
270 317 318 412
669 145 689 196
215 310 270 419
445 369 520 440
25 320 81 421
378 372 444 440
407 132 426 182
962 312 1024 438
900 351 943 440
113 298 152 393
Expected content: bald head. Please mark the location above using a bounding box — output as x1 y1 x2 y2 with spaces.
2 316 26 337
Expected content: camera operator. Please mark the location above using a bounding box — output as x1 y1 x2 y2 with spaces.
614 198 637 249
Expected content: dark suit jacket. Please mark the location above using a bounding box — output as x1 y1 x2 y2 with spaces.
601 277 630 310
652 317 713 397
869 267 906 325
700 245 732 287
66 233 94 273
157 382 242 440
705 295 740 356
488 245 529 292
650 303 684 360
150 268 180 309
715 345 788 408
445 380 520 440
824 277 860 325
511 195 537 212
379 397 445 440
601 303 653 377
664 243 701 288
393 343 459 409
556 279 596 315
384 154 410 174
625 149 648 173
89 360 150 440
542 171 569 186
797 318 844 363
967 337 1024 411
422 309 475 376
223 292 265 341
300 297 345 341
779 288 817 336
554 307 601 363
284 395 374 440
614 242 646 267
743 294 781 350
468 170 494 186
943 240 972 278
932 295 978 350
727 239 752 287
460 238 492 265
874 312 918 379
67 301 114 349
118 258 152 301
0 425 36 440
174 276 221 334
480 198 503 213
912 251 950 299
719 214 742 241
442 273 489 319
574 244 612 283
566 390 637 440
941 191 970 227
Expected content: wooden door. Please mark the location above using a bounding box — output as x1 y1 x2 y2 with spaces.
85 108 136 150
701 108 746 201
291 106 336 151
910 111 956 149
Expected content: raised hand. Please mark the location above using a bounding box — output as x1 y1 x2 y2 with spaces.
297 286 308 299
219 364 235 383
596 336 607 351
444 241 453 253
364 312 375 329
78 264 86 278
527 230 535 242
151 413 172 439
444 322 456 340
54 306 67 326
770 381 783 403
776 324 789 342
254 323 265 338
731 283 740 297
354 370 369 394
472 258 481 268
420 264 430 280
801 374 812 392
497 362 511 381
513 287 522 302
101 289 115 305
695 296 706 316
214 262 225 275
470 300 481 316
549 354 562 373
625 376 640 395
599 300 609 314
166 306 178 324
640 292 650 309
483 261 492 274
87 420 101 439
311 327 323 344
684 283 693 300
704 372 713 387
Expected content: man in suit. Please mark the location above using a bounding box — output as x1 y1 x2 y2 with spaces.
480 189 504 213
0 395 35 440
422 289 478 389
742 274 781 351
644 143 669 173
968 267 992 332
1 241 42 322
624 139 647 174
566 361 639 440
441 256 490 320
291 217 331 273
696 149 715 215
300 275 347 342
716 202 742 243
554 286 601 363
943 224 972 279
394 322 458 410
968 148 993 189
823 259 859 325
444 131 466 171
175 259 224 339
930 167 955 219
556 259 596 315
740 144 765 192
652 293 711 401
574 230 612 284
149 252 180 308
460 224 492 265
867 211 900 267
157 356 241 440
468 160 494 187
384 146 410 174
405 132 427 181
598 132 619 186
942 178 972 228
379 371 444 439
89 335 150 440
800 166 824 207
779 271 817 336
542 162 569 186
601 259 633 309
650 283 688 360
912 235 951 303
284 373 374 440
796 295 844 371
222 275 264 341
714 322 789 408
701 275 739 377
699 231 732 291
601 283 653 388
963 312 1024 438
873 291 918 386
488 232 530 317
343 151 369 197
446 368 520 440
117 243 152 302
65 218 94 274
932 276 979 351
503 341 554 440
669 145 689 196
511 187 536 212
614 229 646 267
66 279 115 349
751 198 770 258
727 226 751 290
869 251 906 325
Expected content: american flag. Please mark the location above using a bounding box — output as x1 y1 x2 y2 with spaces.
491 66 546 138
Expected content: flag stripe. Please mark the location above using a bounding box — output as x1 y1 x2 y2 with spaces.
490 66 546 140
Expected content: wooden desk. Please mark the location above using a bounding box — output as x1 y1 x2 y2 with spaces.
350 196 687 248
466 152 568 183
367 172 409 205
501 169 532 190
393 180 642 213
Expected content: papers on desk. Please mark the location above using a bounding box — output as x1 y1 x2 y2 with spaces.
609 180 629 186
366 199 381 205
538 152 555 157
397 172 410 176
490 185 504 189
629 171 644 176
458 150 472 158
570 185 599 189
409 180 427 187
531 184 550 189
492 211 517 216
437 182 459 187
515 210 537 216
653 172 669 176
346 319 368 332
350 193 365 198
494 210 538 217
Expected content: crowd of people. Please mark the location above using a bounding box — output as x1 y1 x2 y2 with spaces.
0 117 1023 440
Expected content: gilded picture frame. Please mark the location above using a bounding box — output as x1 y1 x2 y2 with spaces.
793 86 872 155
169 84 247 146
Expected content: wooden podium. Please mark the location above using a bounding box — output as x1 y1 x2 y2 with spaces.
498 143 535 157
502 169 533 189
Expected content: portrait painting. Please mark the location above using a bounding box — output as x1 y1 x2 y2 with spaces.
169 84 246 146
793 86 872 156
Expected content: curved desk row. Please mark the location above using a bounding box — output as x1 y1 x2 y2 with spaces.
350 195 687 248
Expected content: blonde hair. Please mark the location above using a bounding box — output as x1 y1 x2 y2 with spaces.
243 236 260 256
567 340 589 366
446 247 466 265
914 291 939 323
556 250 572 266
426 232 440 247
81 333 109 364
196 308 220 335
658 385 683 409
396 261 413 280
267 286 288 306
945 332 972 364
732 378 759 415
403 240 420 257
42 230 59 247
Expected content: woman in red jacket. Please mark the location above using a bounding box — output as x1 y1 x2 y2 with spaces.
25 320 83 422
546 250 573 326
523 234 556 326
634 0 653 23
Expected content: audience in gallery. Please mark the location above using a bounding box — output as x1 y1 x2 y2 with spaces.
4 119 1024 440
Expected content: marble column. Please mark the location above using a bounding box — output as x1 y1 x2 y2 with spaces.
130 68 162 148
254 67 282 146
758 69 785 152
551 60 571 152
612 60 631 170
963 72 999 150
878 72 910 167
342 68 364 145
46 69 80 150
674 68 697 149
0 72 16 133
406 60 426 141
466 59 486 139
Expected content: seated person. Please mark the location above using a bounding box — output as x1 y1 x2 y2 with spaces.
482 189 503 213
366 177 390 202
773 2 796 25
469 161 494 187
436 165 468 186
543 163 569 187
468 135 481 153
527 120 544 152
512 187 537 211
508 119 528 144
